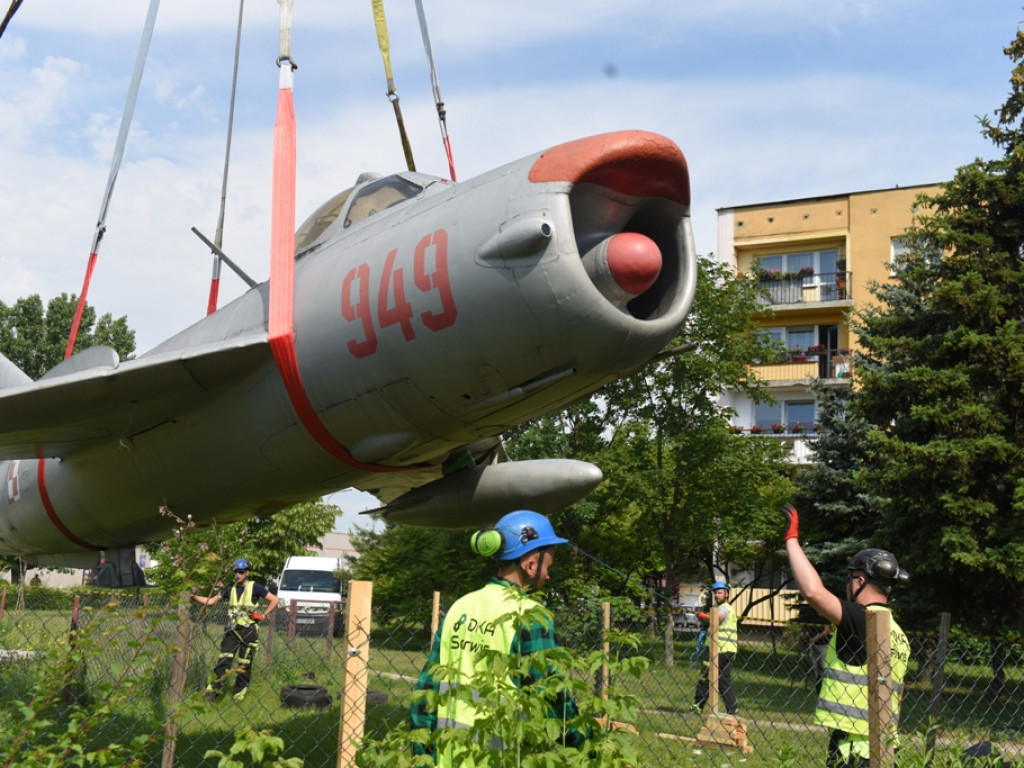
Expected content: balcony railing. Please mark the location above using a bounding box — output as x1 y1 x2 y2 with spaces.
749 347 852 382
756 270 851 306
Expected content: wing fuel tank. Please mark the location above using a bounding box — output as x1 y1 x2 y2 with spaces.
373 459 604 529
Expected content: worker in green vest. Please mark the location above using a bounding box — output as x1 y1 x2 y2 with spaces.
409 510 585 765
191 557 278 703
782 504 911 767
692 580 740 716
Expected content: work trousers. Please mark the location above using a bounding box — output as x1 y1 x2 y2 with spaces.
694 651 738 715
211 623 258 695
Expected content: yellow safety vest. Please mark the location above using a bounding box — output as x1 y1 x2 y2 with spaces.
815 605 909 746
227 581 257 627
435 582 536 766
717 601 738 654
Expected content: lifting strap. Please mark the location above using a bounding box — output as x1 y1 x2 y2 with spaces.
267 0 411 474
414 0 456 181
207 0 246 315
65 0 161 359
371 0 416 172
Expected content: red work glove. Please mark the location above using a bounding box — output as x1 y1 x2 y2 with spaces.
250 612 265 622
696 612 710 622
782 503 799 541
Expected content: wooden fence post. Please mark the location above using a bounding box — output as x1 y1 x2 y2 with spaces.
161 591 193 768
338 580 373 768
867 608 895 768
708 604 720 713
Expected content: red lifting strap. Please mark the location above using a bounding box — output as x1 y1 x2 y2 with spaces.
266 9 409 475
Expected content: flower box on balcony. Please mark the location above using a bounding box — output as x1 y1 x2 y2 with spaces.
771 423 786 434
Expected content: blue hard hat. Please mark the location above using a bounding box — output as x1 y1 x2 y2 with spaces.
232 558 251 571
711 580 730 592
493 510 569 561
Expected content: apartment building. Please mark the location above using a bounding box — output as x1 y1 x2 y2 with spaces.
717 183 939 462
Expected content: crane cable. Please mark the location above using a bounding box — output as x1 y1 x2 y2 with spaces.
371 0 416 172
0 0 24 41
413 0 456 181
206 0 246 315
65 0 161 360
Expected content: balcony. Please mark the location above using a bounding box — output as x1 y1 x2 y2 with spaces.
735 429 818 463
749 347 852 383
756 271 851 306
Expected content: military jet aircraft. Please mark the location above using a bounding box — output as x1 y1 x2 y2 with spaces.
0 129 695 582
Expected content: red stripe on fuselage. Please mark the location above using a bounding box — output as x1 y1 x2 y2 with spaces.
36 458 101 551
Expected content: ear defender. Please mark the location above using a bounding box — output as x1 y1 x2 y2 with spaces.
470 528 504 558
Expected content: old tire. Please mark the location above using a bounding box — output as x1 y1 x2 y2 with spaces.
280 684 332 709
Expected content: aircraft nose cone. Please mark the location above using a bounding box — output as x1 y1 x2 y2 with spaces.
605 232 662 296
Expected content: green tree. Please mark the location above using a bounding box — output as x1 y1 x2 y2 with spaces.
852 28 1024 635
0 293 135 379
143 499 338 595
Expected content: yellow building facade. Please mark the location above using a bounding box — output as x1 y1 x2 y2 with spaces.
716 184 938 460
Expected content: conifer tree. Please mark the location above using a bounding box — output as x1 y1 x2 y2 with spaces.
853 27 1024 634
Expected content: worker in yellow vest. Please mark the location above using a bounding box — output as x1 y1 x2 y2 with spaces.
692 580 739 716
409 510 585 765
782 504 911 767
191 557 278 703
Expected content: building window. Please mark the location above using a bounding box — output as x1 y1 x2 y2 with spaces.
891 235 940 273
753 400 816 432
757 249 841 280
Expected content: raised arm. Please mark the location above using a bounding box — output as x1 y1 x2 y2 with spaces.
783 504 842 625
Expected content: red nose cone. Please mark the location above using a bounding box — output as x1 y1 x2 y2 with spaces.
605 232 662 296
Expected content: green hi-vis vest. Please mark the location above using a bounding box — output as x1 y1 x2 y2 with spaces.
228 581 257 627
814 605 910 742
717 601 738 654
435 582 536 764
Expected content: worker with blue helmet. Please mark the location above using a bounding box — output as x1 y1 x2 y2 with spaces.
411 510 583 764
692 578 739 717
191 555 278 703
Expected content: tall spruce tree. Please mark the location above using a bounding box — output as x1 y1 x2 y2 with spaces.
853 28 1024 634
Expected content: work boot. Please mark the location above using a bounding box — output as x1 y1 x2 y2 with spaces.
233 688 248 703
204 686 223 702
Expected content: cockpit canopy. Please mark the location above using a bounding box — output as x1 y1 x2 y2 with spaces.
295 172 445 256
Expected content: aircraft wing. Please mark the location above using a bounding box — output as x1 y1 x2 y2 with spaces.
0 332 271 461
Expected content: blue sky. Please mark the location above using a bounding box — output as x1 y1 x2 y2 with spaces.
1 1 1021 529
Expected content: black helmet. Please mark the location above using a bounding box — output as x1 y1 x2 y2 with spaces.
847 549 910 593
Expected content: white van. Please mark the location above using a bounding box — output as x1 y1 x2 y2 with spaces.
274 556 345 637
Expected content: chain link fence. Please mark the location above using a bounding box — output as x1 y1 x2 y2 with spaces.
0 584 1021 767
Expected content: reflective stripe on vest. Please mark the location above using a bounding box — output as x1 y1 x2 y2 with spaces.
228 581 257 627
814 606 909 738
718 601 737 654
436 582 536 750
